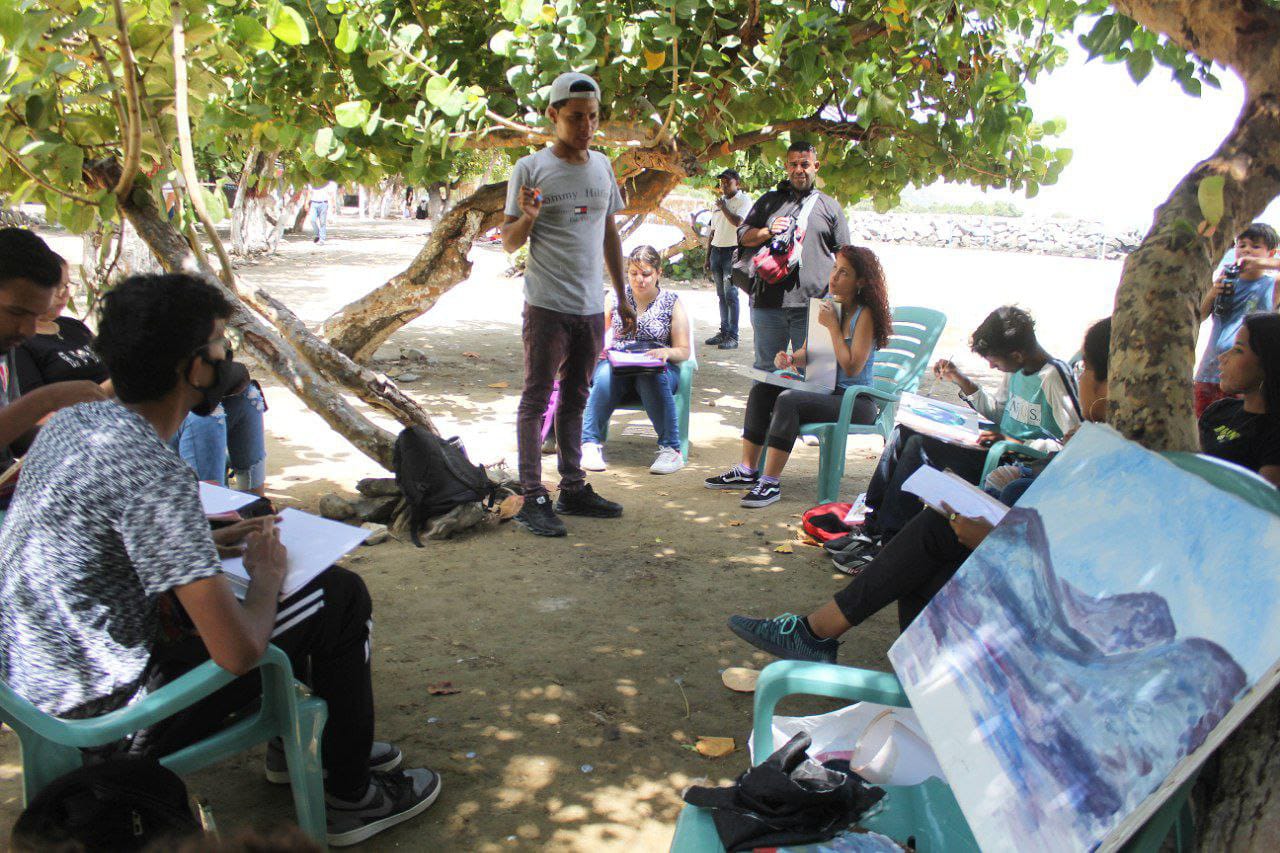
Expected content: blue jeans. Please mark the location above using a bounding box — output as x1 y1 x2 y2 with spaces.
750 306 809 371
172 385 268 490
311 200 329 242
708 246 739 338
581 361 681 450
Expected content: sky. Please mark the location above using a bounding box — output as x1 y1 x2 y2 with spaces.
917 34 1280 230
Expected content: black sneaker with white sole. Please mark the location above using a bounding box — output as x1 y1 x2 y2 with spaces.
831 540 881 575
555 483 623 518
265 738 402 785
741 480 781 508
514 493 567 537
705 467 759 490
326 768 441 847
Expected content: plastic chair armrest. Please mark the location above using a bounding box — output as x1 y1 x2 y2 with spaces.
981 440 1049 482
837 383 901 426
31 646 293 749
751 660 910 762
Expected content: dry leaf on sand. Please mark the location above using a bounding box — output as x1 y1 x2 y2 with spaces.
427 682 461 696
774 544 794 554
695 737 737 758
727 520 744 527
721 667 759 693
498 494 523 520
487 381 509 389
462 351 480 359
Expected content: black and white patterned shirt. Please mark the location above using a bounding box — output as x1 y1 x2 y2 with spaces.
0 401 222 718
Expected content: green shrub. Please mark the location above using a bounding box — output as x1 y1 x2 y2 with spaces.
664 244 707 281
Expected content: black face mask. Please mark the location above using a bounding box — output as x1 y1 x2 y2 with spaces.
190 354 250 417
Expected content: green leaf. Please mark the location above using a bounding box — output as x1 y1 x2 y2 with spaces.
199 184 228 223
1197 174 1225 227
314 127 334 156
231 16 275 51
653 23 681 39
334 99 371 128
500 0 522 23
334 16 359 53
424 76 452 107
490 29 516 55
1126 49 1153 84
268 5 309 46
24 94 47 129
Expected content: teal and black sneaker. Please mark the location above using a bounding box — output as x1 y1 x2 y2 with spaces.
727 613 839 664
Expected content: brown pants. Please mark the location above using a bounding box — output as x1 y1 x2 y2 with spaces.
518 304 605 497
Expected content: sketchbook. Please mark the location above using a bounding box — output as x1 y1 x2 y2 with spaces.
199 481 260 515
901 465 1009 527
893 391 984 446
220 508 370 599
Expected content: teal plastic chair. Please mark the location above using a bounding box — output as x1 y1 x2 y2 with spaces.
599 315 699 461
671 452 1275 852
0 644 328 843
760 307 947 504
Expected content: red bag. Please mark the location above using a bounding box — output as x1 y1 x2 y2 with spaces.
801 502 855 542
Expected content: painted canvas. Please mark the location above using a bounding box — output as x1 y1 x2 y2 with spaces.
888 425 1280 852
893 391 983 446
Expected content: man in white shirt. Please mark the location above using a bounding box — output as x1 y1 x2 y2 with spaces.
309 181 339 244
703 169 752 350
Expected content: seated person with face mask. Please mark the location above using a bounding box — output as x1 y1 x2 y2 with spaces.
0 273 440 847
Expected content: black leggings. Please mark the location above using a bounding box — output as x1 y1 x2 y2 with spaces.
833 509 971 631
742 382 878 453
137 567 375 799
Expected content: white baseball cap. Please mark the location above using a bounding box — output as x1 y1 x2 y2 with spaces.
548 72 601 105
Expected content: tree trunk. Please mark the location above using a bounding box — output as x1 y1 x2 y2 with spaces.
618 213 646 240
291 199 309 234
1104 2 1280 848
86 160 437 469
425 182 446 225
321 182 509 361
266 187 305 250
229 148 278 257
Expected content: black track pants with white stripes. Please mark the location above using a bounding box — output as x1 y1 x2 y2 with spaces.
137 566 376 799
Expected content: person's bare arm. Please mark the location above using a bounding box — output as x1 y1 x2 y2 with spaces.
1199 273 1226 322
173 523 287 675
828 305 874 378
648 300 691 363
603 216 635 334
0 381 108 448
501 185 542 253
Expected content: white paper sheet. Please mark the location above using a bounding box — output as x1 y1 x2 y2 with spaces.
221 508 370 598
902 465 1009 526
199 481 259 515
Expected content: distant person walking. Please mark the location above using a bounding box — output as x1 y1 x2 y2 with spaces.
738 142 850 370
703 169 752 350
501 72 635 538
309 180 339 244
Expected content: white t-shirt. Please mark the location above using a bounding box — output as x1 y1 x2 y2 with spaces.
709 191 754 248
311 181 338 205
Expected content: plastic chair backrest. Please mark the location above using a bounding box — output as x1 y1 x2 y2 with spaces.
876 307 947 395
1162 451 1280 517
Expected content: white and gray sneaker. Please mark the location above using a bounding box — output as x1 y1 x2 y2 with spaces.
741 480 781 508
650 446 684 474
580 441 607 472
326 768 442 847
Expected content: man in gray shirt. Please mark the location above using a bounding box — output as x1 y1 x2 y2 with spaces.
502 72 635 537
738 142 850 370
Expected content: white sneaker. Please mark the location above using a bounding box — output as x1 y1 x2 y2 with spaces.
581 442 607 471
649 446 684 474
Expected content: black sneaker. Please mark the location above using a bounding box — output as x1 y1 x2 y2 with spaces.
831 540 880 575
266 738 402 784
824 531 875 556
705 467 759 490
326 768 442 847
705 332 727 346
555 483 623 518
727 614 838 664
718 337 739 350
741 480 781 508
514 494 566 537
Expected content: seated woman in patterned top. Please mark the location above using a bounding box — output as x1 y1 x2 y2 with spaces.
580 245 692 475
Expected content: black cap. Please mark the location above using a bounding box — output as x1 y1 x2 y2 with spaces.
717 169 741 181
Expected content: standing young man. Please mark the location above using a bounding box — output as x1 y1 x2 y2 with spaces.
738 142 850 371
502 72 635 537
703 169 752 350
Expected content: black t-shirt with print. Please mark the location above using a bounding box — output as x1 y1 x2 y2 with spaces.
1199 398 1280 474
15 317 109 390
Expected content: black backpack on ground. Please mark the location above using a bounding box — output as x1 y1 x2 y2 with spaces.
393 427 499 546
11 758 201 851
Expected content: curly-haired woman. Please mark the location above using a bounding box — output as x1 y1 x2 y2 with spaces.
706 245 893 507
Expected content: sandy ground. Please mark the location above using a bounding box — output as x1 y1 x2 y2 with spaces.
1 220 1127 850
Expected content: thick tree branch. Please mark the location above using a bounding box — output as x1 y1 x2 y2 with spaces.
713 116 868 157
109 0 142 199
